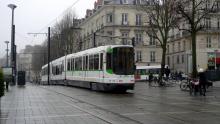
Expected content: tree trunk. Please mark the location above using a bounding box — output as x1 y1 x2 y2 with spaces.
191 31 197 78
159 46 166 83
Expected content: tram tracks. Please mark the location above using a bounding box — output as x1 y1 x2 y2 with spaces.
39 86 144 124
39 85 220 124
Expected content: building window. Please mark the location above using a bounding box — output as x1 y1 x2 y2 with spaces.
136 14 142 25
206 35 212 48
206 0 211 9
183 40 186 51
123 0 128 4
106 13 113 23
217 1 220 9
205 18 211 29
122 32 129 45
150 51 156 62
182 54 184 63
218 35 220 48
135 33 143 45
177 55 180 64
178 42 181 52
218 18 220 29
172 43 175 53
149 35 156 45
122 13 128 25
135 0 142 4
136 50 142 62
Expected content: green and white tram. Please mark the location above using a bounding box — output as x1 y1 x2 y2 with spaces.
41 45 135 91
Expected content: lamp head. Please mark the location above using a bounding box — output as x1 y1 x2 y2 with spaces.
8 4 17 10
5 41 9 44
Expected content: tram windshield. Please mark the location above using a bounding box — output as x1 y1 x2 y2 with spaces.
112 47 134 75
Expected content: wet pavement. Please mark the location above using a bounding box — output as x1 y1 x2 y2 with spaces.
1 81 220 124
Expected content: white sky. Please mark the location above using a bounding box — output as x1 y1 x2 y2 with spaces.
0 0 96 58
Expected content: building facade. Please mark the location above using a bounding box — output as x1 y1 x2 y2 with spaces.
167 0 220 74
77 0 162 66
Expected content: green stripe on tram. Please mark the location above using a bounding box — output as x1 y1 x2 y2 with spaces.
107 47 113 53
106 69 113 74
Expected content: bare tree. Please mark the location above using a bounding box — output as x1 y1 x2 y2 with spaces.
177 0 217 77
50 11 79 60
27 10 80 77
138 0 180 83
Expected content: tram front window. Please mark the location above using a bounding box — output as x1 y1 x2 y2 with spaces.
112 47 134 75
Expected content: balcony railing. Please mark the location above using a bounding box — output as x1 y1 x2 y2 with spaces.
121 21 129 25
202 27 220 32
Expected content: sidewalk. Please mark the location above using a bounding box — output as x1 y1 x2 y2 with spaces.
213 81 220 87
0 84 110 124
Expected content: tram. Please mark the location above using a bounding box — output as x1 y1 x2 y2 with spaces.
41 45 135 91
135 65 161 81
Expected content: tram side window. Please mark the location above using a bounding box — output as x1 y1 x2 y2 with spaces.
52 66 54 75
75 58 78 70
71 58 74 71
58 65 62 75
89 55 94 70
83 56 86 70
62 62 64 72
106 52 112 70
67 59 71 71
75 57 82 71
79 57 82 70
86 56 88 70
94 54 99 70
100 53 103 70
61 65 63 73
44 67 48 75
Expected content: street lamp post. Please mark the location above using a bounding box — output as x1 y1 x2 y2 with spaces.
8 4 17 85
5 41 9 67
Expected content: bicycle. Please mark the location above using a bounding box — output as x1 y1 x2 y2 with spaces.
150 76 177 87
180 78 200 95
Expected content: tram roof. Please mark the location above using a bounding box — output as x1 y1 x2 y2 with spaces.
42 45 132 69
66 45 132 58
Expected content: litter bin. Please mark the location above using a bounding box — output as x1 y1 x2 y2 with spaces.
17 71 26 85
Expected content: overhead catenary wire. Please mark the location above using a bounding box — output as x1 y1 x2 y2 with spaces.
37 0 81 33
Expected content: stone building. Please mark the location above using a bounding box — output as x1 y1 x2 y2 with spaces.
77 0 162 66
167 0 220 74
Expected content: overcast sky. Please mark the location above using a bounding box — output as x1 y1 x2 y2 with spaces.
0 0 96 58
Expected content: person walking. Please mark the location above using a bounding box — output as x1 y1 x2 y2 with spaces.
198 68 207 96
148 72 153 86
5 81 9 91
164 66 170 80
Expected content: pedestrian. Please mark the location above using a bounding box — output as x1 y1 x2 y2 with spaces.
164 66 170 80
178 71 183 81
148 72 153 86
5 81 9 91
198 68 207 96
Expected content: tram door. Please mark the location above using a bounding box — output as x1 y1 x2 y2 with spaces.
100 53 104 83
84 56 88 80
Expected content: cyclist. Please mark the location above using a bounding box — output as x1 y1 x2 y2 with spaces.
198 68 207 96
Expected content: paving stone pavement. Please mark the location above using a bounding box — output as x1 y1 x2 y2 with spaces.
0 81 220 124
